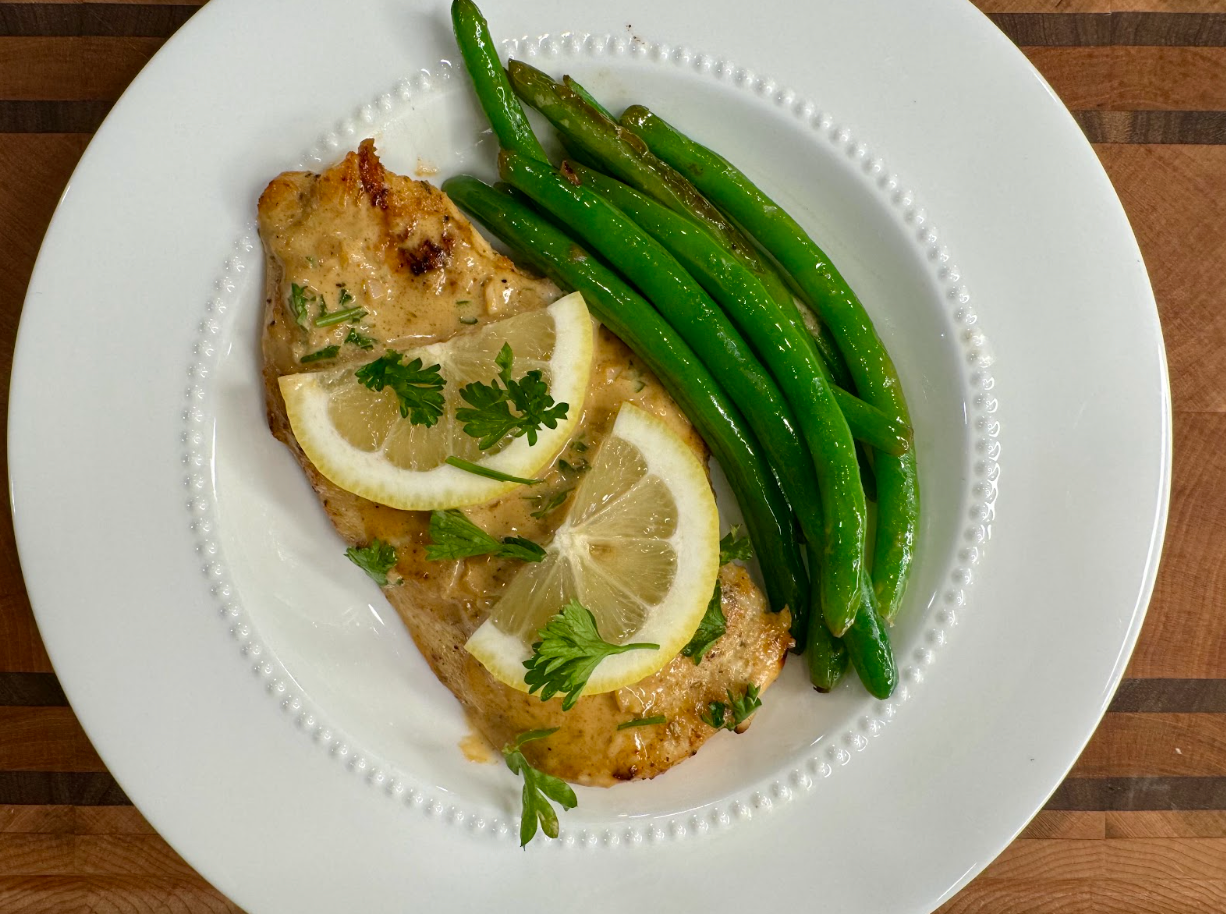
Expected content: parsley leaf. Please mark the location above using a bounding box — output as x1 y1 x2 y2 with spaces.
701 684 763 732
344 328 375 350
616 715 666 731
701 701 727 730
719 526 754 565
289 283 313 329
680 581 727 664
337 288 355 307
425 510 546 562
523 601 659 711
354 351 445 427
455 343 569 449
300 345 340 364
444 457 541 486
344 539 397 586
502 728 576 847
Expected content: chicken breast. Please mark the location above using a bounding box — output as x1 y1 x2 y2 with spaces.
258 139 792 786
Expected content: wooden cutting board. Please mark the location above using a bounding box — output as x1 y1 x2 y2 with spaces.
1 1 1222 911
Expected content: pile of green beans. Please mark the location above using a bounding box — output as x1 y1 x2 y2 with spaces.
448 0 912 699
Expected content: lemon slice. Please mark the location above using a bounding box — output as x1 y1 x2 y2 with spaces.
466 402 720 696
279 292 594 510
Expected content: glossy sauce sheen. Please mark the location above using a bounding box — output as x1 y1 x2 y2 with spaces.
258 140 792 785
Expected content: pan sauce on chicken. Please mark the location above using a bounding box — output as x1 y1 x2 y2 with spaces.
258 140 792 785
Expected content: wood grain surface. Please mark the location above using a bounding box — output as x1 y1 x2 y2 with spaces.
0 0 1221 911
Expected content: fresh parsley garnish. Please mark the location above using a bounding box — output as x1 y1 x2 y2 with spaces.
616 715 666 731
527 489 570 519
289 283 313 329
719 526 754 565
337 288 355 307
680 581 726 664
300 345 340 364
523 600 659 711
455 343 569 450
701 684 762 731
502 728 576 847
344 539 397 586
425 510 546 562
344 328 375 350
316 306 366 327
354 352 445 427
444 456 541 486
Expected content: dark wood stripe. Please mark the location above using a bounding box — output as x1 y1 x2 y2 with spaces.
5 103 1224 146
1047 778 1226 811
1075 110 1226 144
0 774 129 807
991 12 1226 47
0 100 110 133
0 3 196 38
0 675 65 708
1111 680 1226 713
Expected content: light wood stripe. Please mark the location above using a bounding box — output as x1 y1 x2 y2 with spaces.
1106 810 1226 836
0 38 160 101
0 807 153 835
1128 416 1226 678
937 878 1226 913
1027 46 1226 109
0 876 242 914
0 834 196 877
1020 810 1107 839
982 837 1226 880
1095 145 1226 413
1071 714 1226 777
0 711 104 773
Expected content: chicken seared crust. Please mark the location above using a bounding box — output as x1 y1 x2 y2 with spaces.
258 140 792 785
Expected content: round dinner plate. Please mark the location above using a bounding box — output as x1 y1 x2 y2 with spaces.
8 0 1168 911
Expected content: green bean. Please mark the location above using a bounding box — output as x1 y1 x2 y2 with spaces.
805 546 848 692
516 64 856 390
450 0 546 161
572 163 911 458
561 75 615 121
562 162 873 639
842 576 898 699
499 150 851 639
621 106 919 623
442 175 808 626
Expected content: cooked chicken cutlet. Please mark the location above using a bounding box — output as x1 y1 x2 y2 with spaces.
258 140 792 785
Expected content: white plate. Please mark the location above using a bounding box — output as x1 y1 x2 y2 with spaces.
9 1 1168 912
